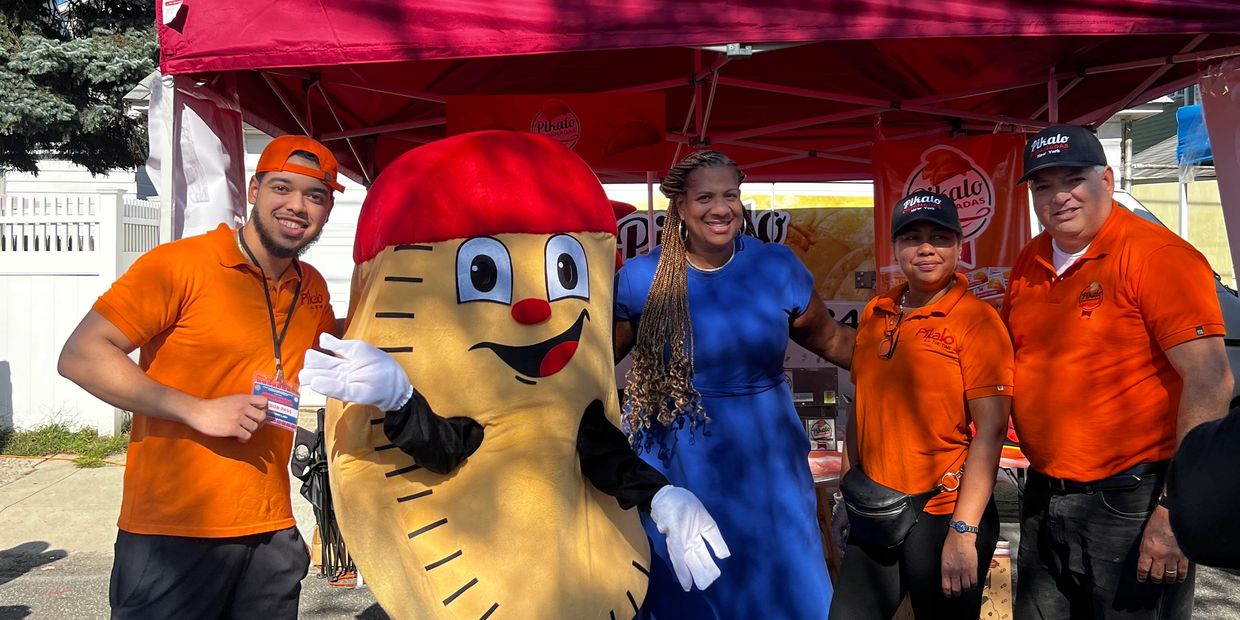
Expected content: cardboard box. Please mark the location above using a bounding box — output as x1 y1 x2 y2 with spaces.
310 524 322 568
894 597 915 620
980 540 1013 620
885 539 1012 620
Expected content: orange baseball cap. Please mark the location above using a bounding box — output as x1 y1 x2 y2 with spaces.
256 135 345 193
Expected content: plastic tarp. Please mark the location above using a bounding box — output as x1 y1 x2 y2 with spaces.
1176 104 1213 166
146 72 247 239
156 1 1240 183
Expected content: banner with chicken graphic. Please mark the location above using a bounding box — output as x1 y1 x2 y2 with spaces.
873 134 1028 304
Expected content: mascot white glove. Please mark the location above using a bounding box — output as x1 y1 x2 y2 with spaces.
301 333 414 411
649 485 731 591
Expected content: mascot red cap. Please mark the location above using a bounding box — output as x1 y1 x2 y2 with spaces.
354 130 618 262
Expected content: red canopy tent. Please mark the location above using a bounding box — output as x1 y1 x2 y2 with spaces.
157 1 1240 184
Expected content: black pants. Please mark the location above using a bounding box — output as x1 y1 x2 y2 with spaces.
1016 470 1194 619
110 527 310 620
829 499 1000 619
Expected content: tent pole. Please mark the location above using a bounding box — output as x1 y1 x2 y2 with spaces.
1048 68 1059 123
1180 181 1190 241
157 73 176 244
826 125 947 156
612 54 726 95
666 131 870 164
694 49 704 139
718 77 888 107
608 78 688 94
721 78 1051 127
670 87 697 166
314 82 373 185
1122 120 1134 192
1066 73 1204 128
723 140 869 165
699 68 721 143
1033 77 1080 122
322 117 445 141
745 153 825 171
304 76 444 104
1083 43 1240 76
303 81 315 137
709 108 881 143
908 77 1049 107
1076 36 1208 126
260 72 312 135
898 103 1049 129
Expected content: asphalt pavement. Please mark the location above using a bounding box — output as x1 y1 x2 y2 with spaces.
0 457 1236 619
0 455 387 619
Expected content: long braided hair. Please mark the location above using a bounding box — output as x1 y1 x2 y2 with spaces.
622 150 746 451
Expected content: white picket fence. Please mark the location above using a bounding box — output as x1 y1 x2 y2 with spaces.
0 191 159 274
0 191 161 434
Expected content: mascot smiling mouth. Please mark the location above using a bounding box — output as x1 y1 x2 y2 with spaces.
470 309 589 380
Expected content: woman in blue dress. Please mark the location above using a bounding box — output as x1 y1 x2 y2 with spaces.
614 150 856 618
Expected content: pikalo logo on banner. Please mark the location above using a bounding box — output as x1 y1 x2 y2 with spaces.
874 134 1028 305
530 99 581 149
446 93 665 172
903 146 994 262
616 206 793 263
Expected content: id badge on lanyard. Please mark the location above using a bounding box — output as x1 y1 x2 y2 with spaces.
239 229 303 434
254 372 300 432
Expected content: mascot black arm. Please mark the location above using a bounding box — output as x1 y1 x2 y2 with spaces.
1168 409 1240 569
576 400 669 512
383 388 484 475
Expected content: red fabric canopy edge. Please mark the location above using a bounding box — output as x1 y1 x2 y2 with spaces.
159 0 1240 74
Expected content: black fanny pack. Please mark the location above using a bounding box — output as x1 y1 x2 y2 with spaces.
840 466 941 549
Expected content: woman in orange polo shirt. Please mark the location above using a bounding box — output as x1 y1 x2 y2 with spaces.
829 191 1013 620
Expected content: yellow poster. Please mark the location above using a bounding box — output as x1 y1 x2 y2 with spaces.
615 195 875 305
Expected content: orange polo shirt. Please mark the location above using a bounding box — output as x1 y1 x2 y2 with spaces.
852 273 1014 515
94 224 335 537
1002 204 1224 482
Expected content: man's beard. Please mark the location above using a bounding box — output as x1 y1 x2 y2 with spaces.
250 206 322 259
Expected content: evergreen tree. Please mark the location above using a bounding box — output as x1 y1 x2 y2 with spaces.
0 0 157 175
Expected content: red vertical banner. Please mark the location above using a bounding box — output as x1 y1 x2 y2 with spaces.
873 134 1028 304
1201 59 1240 285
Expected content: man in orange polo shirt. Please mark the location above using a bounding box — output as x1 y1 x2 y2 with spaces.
58 135 343 619
1003 125 1232 619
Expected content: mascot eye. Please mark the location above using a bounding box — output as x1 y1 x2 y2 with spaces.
457 237 513 304
556 254 577 289
471 256 498 291
545 234 589 301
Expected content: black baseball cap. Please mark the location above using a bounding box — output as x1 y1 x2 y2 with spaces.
891 191 961 237
1020 125 1108 183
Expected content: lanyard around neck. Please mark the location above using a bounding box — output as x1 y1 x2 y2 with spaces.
238 229 303 383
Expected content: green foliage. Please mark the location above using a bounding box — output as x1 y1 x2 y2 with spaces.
73 455 106 468
0 422 130 467
0 0 157 174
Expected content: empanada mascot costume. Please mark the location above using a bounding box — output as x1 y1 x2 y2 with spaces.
302 131 729 620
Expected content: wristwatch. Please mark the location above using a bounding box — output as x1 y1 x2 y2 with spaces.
949 520 980 534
